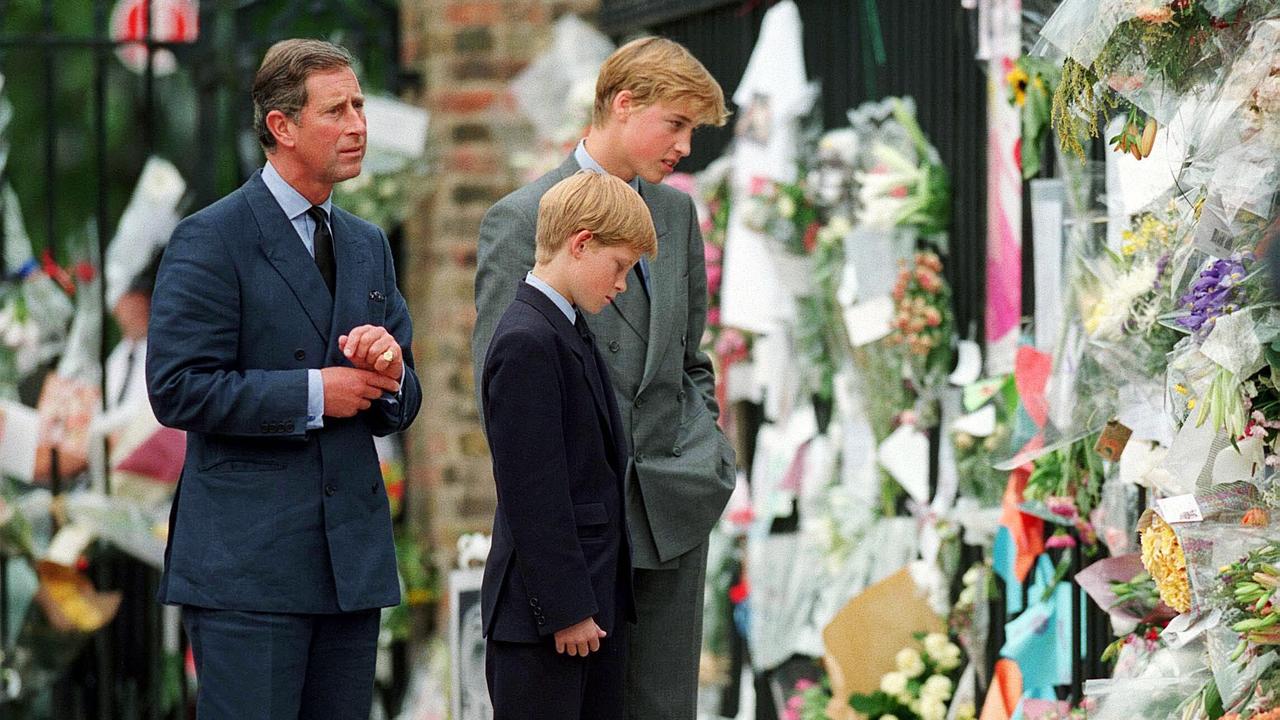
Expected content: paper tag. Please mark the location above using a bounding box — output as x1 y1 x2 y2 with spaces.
948 340 982 386
45 523 95 566
842 295 894 347
1094 419 1133 462
1156 494 1204 524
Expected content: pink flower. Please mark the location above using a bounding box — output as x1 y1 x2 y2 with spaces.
707 306 721 327
706 265 722 294
664 172 697 195
1046 533 1077 549
727 504 755 527
1045 496 1078 519
704 242 723 264
794 679 816 691
748 176 770 196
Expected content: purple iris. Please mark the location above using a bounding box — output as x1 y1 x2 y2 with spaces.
1153 253 1171 291
1176 253 1251 339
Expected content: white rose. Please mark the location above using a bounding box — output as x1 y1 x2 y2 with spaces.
777 194 797 219
895 647 925 678
923 632 950 658
920 697 948 720
879 671 908 696
962 565 982 586
921 674 952 701
881 716 900 720
935 645 962 672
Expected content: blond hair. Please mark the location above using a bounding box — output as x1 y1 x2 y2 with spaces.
535 171 657 264
592 37 729 129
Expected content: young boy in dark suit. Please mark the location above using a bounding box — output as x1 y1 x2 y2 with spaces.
480 170 656 719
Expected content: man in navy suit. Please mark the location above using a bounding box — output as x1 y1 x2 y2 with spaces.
146 39 421 719
480 171 652 718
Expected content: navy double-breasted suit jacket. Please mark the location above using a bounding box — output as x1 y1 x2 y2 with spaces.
480 282 635 642
146 170 422 613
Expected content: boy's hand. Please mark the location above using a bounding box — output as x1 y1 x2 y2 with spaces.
554 617 606 657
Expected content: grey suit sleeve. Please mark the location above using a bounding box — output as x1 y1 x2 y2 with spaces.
471 198 537 419
681 195 721 420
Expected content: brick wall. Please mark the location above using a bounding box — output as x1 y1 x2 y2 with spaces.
399 0 601 576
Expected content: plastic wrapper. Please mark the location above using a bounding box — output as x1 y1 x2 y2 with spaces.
1038 0 1146 72
1178 521 1280 708
1083 653 1210 720
508 14 613 147
103 156 183 308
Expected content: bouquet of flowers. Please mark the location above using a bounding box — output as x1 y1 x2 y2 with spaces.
847 632 964 720
886 252 955 400
783 677 834 720
742 177 824 256
1044 0 1274 156
853 99 950 240
952 378 1016 507
1021 434 1106 545
1007 56 1062 179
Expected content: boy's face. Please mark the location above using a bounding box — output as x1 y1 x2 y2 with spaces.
616 99 698 184
570 236 643 314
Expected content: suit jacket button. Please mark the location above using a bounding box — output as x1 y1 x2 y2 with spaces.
536 618 545 626
294 349 306 361
260 422 270 432
634 396 643 408
324 483 336 497
285 421 295 432
529 598 540 607
673 445 683 456
635 452 645 464
677 390 686 402
608 341 620 353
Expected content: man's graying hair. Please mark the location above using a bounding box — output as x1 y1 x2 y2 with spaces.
253 39 353 151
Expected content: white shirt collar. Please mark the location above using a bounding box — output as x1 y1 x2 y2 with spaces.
261 160 333 220
524 271 576 324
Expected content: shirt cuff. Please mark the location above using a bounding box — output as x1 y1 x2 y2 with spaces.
381 364 405 403
307 368 325 429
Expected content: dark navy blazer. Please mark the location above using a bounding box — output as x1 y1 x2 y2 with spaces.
480 282 635 642
146 170 422 613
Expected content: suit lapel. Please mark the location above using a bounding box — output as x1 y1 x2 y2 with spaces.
244 172 333 344
328 208 372 364
637 181 675 395
519 284 616 442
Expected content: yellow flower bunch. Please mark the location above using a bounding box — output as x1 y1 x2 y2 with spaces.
1140 513 1192 613
1121 213 1173 256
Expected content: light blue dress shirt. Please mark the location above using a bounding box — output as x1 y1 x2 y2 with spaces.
525 271 576 325
262 161 330 430
573 140 651 294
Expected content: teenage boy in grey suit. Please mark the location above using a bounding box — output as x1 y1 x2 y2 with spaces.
472 37 735 719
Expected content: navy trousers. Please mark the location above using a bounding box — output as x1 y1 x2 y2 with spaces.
182 605 380 720
486 623 628 720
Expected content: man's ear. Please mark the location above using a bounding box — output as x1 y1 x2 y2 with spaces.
568 229 594 258
610 90 634 123
265 109 296 149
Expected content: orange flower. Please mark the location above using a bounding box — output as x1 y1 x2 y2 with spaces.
1243 507 1271 527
